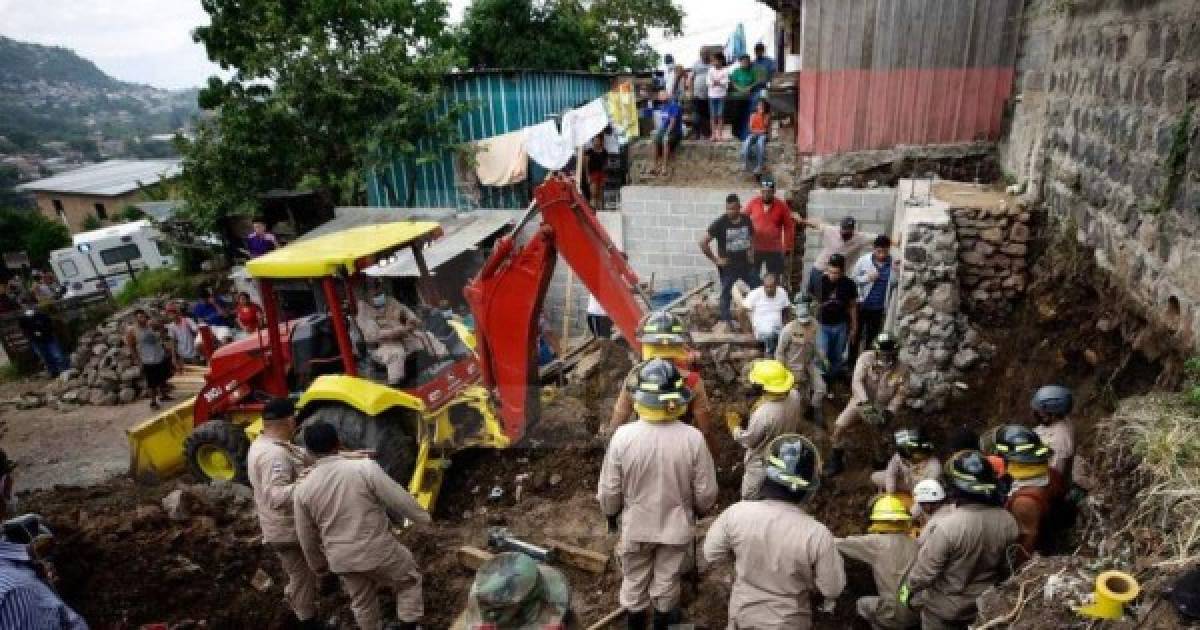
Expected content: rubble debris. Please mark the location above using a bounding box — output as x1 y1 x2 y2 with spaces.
251 569 273 592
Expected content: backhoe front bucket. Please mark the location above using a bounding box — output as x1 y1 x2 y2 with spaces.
127 396 197 483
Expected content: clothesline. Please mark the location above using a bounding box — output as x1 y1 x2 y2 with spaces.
471 84 641 186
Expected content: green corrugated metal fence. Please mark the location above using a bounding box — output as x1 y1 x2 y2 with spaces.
367 71 611 209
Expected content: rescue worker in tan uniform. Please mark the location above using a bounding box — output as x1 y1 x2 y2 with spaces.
1030 385 1076 482
598 358 718 630
728 359 803 499
871 427 941 496
601 311 716 455
992 425 1064 564
912 479 953 538
826 333 908 477
293 420 433 630
774 300 828 425
899 450 1019 630
836 494 919 629
704 434 846 629
246 398 323 628
356 282 446 384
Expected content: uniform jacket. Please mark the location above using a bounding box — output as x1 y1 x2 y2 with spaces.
610 366 713 450
775 319 821 384
881 453 942 495
733 395 801 465
836 533 919 628
851 350 908 413
293 454 432 574
704 500 846 628
247 436 313 544
597 418 718 545
1035 420 1075 479
905 503 1018 622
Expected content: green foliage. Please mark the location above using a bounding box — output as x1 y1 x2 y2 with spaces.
458 0 683 72
1153 105 1194 216
118 205 147 222
81 214 103 231
1186 356 1200 410
0 164 30 208
0 207 70 268
114 267 199 307
179 0 460 232
0 362 22 384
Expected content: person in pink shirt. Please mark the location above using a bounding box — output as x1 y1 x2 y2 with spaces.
743 178 795 279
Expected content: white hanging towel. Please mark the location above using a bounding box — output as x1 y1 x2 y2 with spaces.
473 129 528 186
561 98 610 148
524 120 573 171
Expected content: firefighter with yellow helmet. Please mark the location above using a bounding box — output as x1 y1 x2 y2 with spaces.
836 495 920 629
601 311 716 455
727 359 805 499
597 358 718 629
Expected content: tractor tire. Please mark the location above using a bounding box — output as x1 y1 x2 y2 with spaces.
184 420 250 484
301 405 416 484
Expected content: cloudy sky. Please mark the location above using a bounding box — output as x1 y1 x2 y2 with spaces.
0 0 775 91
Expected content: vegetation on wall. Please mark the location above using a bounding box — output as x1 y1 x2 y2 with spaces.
0 207 70 268
1155 104 1194 216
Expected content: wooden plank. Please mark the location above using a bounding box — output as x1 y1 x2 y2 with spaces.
586 608 624 630
545 539 609 574
456 545 494 571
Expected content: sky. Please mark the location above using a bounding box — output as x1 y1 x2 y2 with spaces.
0 0 775 91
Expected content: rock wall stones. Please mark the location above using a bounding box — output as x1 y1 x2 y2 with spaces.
1000 0 1200 348
892 206 994 411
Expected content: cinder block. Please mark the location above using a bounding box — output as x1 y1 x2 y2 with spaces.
621 201 647 214
669 202 695 216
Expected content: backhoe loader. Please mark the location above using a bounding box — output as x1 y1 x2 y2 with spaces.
127 177 648 510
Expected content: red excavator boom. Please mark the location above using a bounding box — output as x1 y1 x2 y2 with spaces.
464 177 646 441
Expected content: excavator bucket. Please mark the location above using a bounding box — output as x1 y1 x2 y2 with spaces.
127 396 196 483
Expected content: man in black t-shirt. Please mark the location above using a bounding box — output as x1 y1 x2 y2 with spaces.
699 193 761 325
812 253 858 379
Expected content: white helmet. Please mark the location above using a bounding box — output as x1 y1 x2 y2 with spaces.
913 479 946 503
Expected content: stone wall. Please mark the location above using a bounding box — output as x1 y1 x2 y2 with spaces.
1000 0 1200 347
932 182 1032 318
892 201 994 412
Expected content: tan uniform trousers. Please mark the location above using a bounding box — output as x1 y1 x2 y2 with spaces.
275 545 319 621
919 611 969 630
339 544 424 628
617 540 689 613
855 596 916 630
741 457 766 500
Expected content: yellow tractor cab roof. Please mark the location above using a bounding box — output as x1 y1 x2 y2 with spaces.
246 222 443 279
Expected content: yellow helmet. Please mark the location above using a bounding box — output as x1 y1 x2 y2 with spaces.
868 494 912 533
748 359 795 394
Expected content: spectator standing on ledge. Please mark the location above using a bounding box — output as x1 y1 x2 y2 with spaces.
728 55 757 139
688 50 711 139
812 254 858 381
706 54 730 141
17 300 67 377
126 308 172 410
699 194 759 328
799 215 876 298
752 42 778 93
164 302 201 367
245 218 279 258
744 177 794 278
651 89 683 175
742 273 791 354
851 235 896 365
583 133 608 210
742 100 772 176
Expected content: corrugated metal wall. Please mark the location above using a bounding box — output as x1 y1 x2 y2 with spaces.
367 71 611 209
794 0 1023 155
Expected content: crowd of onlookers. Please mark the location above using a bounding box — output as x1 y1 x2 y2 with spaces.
652 43 779 178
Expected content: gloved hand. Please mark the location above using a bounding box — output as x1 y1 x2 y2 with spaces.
898 582 912 608
724 411 743 434
320 572 340 596
606 514 619 534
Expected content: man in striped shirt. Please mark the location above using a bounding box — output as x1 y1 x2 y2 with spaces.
0 449 88 629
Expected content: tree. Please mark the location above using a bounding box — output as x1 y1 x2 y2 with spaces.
457 0 683 72
178 0 459 232
0 208 70 268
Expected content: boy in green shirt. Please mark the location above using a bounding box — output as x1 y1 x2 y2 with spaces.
729 55 757 138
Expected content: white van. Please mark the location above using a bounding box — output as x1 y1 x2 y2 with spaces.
50 220 176 298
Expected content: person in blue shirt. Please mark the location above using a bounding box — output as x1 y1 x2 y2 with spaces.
651 89 683 175
851 235 895 367
751 42 778 91
0 449 89 630
191 286 233 327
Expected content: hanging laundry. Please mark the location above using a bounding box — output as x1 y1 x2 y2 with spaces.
605 85 639 142
524 120 573 171
473 129 528 186
561 98 610 148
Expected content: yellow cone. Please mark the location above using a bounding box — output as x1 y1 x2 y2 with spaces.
1075 571 1139 620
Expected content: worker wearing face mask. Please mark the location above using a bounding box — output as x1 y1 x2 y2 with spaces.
356 281 447 385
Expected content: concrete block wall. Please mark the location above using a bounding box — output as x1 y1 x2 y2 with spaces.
802 187 897 268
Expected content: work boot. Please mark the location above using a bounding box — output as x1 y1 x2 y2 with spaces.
626 609 648 630
652 607 681 630
823 448 845 477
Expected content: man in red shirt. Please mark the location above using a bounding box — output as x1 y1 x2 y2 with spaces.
744 178 795 279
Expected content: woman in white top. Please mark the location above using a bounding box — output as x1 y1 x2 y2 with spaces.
707 53 731 141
